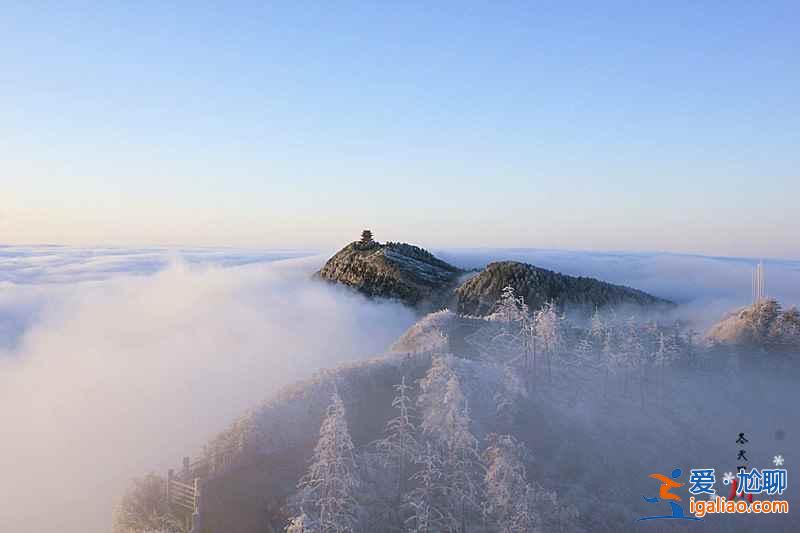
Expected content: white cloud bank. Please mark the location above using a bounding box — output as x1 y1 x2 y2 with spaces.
0 253 415 533
1 245 798 532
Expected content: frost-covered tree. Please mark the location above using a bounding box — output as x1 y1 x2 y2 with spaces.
418 355 456 435
526 482 580 533
405 443 449 533
534 301 564 385
589 307 605 343
483 432 581 533
417 357 483 532
466 288 531 369
443 377 483 532
493 285 529 326
599 327 618 400
653 332 678 402
112 474 183 533
482 434 538 533
493 365 527 430
522 317 537 387
618 316 643 398
564 335 599 404
294 392 361 533
285 512 316 533
377 376 420 495
771 306 800 349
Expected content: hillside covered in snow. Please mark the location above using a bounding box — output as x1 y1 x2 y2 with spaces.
706 298 800 350
116 285 799 533
455 261 673 317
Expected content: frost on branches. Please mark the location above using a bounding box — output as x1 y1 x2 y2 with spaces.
404 442 449 533
483 434 579 533
482 434 537 533
376 376 420 494
468 286 530 367
285 512 316 533
418 355 484 532
491 286 530 325
112 473 183 533
291 391 362 533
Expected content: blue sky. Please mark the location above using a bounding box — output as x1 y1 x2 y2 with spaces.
2 1 798 257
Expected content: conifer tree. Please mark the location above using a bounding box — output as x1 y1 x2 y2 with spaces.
377 376 420 495
535 301 564 385
418 357 483 532
404 443 448 533
482 434 538 533
294 392 361 533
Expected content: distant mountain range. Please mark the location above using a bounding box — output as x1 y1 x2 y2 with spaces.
315 239 672 314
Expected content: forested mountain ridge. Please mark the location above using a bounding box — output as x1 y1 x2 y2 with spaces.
455 260 672 316
316 237 671 316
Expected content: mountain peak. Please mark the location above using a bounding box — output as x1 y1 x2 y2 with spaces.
455 260 672 316
314 240 463 310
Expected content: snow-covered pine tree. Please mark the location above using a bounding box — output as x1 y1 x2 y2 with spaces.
534 301 564 385
523 316 537 387
418 355 456 436
589 307 605 343
566 335 598 404
112 474 183 533
294 392 361 533
442 376 483 533
493 365 527 430
494 285 529 327
619 316 643 399
482 434 538 533
600 327 616 400
417 356 483 532
653 331 675 404
466 288 530 368
377 376 420 495
404 442 449 533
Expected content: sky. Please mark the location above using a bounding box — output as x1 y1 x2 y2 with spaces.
2 1 798 257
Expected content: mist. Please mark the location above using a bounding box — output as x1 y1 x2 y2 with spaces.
1 246 798 532
436 248 800 329
0 253 415 533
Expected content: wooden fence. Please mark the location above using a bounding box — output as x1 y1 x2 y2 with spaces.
166 444 240 532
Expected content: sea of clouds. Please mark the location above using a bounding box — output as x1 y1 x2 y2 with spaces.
0 247 415 533
0 245 798 532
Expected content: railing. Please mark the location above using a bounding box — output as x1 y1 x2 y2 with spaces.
166 469 203 532
167 474 199 512
166 444 241 532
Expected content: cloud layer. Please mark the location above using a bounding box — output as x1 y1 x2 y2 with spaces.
0 252 414 533
1 245 798 532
